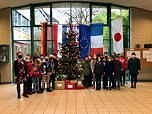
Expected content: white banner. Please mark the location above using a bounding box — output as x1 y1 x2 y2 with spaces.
112 18 124 54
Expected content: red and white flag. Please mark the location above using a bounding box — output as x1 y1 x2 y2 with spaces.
112 18 124 54
53 24 68 57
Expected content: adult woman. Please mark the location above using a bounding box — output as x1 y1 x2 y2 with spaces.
14 52 29 98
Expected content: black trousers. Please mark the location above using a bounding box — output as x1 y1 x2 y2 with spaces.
88 75 93 87
27 77 32 93
107 75 113 88
115 73 121 88
103 75 108 88
39 77 42 91
17 80 28 96
84 75 90 88
112 75 116 88
120 70 126 85
95 74 102 90
50 74 55 89
130 73 138 83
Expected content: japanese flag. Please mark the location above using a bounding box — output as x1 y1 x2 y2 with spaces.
112 18 124 54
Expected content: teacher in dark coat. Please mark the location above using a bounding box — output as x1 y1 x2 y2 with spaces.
127 52 141 88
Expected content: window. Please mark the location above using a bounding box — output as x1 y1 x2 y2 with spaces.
34 27 41 40
34 41 41 56
34 6 50 25
92 5 107 24
71 3 90 24
52 3 70 24
13 27 31 40
14 41 31 59
13 7 30 26
103 26 109 52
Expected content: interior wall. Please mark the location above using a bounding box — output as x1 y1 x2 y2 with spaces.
131 7 152 48
0 8 12 83
131 7 152 81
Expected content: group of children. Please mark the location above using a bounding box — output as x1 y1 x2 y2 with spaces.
14 52 58 98
82 53 128 90
14 51 140 99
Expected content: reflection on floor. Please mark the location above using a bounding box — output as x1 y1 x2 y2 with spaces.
0 82 152 114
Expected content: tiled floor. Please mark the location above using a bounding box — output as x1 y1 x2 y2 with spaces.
0 82 152 114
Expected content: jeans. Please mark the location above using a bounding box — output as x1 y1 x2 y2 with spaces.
115 72 121 88
33 77 40 92
120 70 126 85
42 75 50 89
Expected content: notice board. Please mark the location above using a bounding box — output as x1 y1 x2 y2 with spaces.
125 48 152 68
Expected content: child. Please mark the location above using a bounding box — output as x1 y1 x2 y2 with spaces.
90 55 96 89
94 56 105 90
25 55 33 95
82 56 91 89
104 56 115 90
114 55 121 89
32 57 41 94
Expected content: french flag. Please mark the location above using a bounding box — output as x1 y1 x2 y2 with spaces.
53 24 67 57
90 23 104 56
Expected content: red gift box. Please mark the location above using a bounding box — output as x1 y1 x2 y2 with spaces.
76 86 85 89
65 80 70 83
65 82 76 90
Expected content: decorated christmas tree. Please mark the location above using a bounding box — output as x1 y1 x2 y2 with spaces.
57 28 82 80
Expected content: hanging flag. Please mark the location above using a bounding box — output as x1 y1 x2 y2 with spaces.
53 24 67 57
72 24 79 45
112 18 124 54
78 24 90 59
90 23 104 56
41 23 47 56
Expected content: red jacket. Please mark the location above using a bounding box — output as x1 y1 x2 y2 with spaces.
32 65 42 78
119 57 127 70
25 62 34 77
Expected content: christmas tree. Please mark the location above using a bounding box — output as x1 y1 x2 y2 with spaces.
57 28 82 80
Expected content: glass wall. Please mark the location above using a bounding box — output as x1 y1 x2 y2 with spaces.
12 7 31 59
12 2 130 60
14 41 31 59
52 3 70 24
34 6 50 25
71 3 90 24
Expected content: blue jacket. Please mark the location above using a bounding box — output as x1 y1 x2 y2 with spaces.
104 60 115 75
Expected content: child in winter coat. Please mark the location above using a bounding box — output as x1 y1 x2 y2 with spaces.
32 57 41 93
104 56 115 90
25 56 33 94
